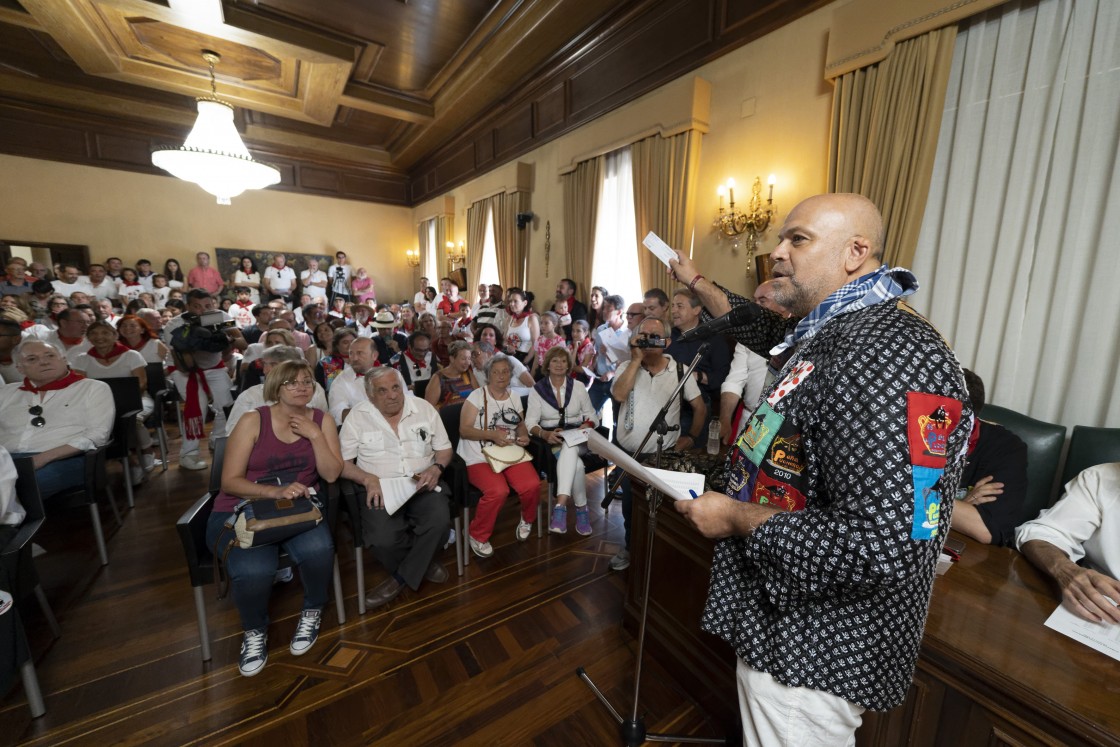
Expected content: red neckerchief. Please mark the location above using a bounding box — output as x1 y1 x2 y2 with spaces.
509 308 532 321
401 320 416 334
572 337 593 363
236 300 253 309
404 348 428 369
122 336 150 351
967 418 981 455
19 320 34 330
58 334 85 346
122 280 141 287
86 342 131 360
19 369 84 393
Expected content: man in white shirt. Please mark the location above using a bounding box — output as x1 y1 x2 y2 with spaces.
300 258 328 303
328 337 379 423
51 264 91 298
225 345 327 435
83 264 119 302
609 316 705 570
1016 463 1120 625
0 340 114 497
589 294 631 414
328 251 353 304
412 276 430 311
27 308 92 364
135 259 156 291
339 367 452 609
262 254 296 306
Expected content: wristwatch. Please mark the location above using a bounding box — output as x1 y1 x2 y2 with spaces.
432 463 447 473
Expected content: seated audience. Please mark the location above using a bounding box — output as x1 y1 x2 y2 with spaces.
459 354 540 558
328 336 380 423
339 367 452 609
531 311 567 379
397 332 435 396
71 321 157 481
397 304 417 337
503 289 538 367
230 288 255 328
436 278 469 320
526 347 599 536
306 321 334 367
52 264 90 298
952 369 1029 545
241 304 272 345
352 304 377 338
31 307 93 363
117 268 144 304
1016 463 1120 625
117 313 169 366
226 346 328 435
206 360 343 676
0 259 33 296
0 318 21 383
314 327 355 392
84 264 118 302
472 341 534 394
425 340 477 409
0 340 114 497
609 316 705 571
372 310 408 362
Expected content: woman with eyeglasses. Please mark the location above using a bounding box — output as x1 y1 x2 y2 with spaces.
43 294 71 329
206 359 343 677
458 353 540 558
526 346 599 536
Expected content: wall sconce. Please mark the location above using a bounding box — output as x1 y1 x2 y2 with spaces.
446 240 466 272
405 248 420 268
714 175 776 269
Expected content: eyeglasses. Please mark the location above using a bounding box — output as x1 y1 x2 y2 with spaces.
625 311 643 317
29 404 45 428
282 379 314 390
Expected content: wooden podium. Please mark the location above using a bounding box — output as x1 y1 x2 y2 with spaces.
624 486 1120 747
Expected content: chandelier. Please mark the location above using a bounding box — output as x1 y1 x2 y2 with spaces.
151 51 280 205
714 175 776 270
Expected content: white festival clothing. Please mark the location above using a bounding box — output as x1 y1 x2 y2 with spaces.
611 356 701 453
328 366 368 423
339 396 450 478
456 386 524 467
223 382 328 436
0 377 115 454
301 270 328 300
0 445 25 527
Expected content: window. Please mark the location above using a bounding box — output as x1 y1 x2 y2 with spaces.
423 220 437 281
478 205 500 287
590 147 642 310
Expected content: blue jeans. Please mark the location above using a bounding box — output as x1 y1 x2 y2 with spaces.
9 453 84 499
206 512 334 632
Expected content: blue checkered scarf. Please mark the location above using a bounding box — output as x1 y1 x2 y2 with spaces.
770 264 918 357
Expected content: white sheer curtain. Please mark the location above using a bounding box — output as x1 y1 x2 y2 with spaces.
591 147 643 310
910 0 1120 429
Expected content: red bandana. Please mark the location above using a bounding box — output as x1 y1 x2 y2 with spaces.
405 349 428 370
122 336 149 351
86 342 131 360
510 308 532 321
58 334 85 346
19 369 84 393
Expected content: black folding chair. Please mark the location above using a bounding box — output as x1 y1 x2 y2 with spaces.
145 362 171 471
101 377 145 508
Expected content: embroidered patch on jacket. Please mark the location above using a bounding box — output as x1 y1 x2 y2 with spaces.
766 359 815 406
906 393 963 468
765 433 804 477
737 402 783 466
753 471 807 511
911 465 943 540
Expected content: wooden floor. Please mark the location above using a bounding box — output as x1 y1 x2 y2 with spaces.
1 430 725 746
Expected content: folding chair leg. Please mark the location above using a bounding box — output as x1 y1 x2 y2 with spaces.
157 425 169 471
34 585 61 639
120 457 135 508
332 555 346 624
463 507 471 568
355 547 366 615
537 500 544 538
454 515 464 577
20 659 46 719
192 585 211 662
103 487 122 526
88 503 109 566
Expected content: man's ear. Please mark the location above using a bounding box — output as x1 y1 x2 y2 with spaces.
844 235 874 272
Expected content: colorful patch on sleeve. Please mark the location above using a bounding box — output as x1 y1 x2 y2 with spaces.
752 471 807 511
906 392 963 468
725 452 760 503
766 359 815 406
910 465 943 540
737 402 784 467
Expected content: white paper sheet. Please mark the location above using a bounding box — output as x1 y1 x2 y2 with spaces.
642 231 679 269
645 467 704 500
558 429 588 446
380 476 419 516
1043 598 1120 662
583 428 699 502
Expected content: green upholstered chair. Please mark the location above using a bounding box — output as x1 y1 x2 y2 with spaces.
980 405 1066 522
1059 425 1120 488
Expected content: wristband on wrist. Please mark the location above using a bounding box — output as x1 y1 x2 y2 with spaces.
433 462 446 473
689 274 705 292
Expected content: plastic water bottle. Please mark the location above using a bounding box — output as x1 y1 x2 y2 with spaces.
706 421 721 455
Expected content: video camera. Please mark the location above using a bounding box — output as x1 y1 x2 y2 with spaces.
633 332 667 349
169 311 236 354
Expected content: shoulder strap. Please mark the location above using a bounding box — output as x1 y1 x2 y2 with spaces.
676 361 686 412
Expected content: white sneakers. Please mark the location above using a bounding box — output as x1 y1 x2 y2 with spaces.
179 454 208 471
515 519 532 541
469 536 493 558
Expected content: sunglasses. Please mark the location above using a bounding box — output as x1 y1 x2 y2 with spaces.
29 404 45 428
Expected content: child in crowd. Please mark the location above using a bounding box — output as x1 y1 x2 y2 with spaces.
532 311 566 379
569 319 596 385
151 274 170 308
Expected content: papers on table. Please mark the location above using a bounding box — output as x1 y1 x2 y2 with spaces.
583 428 701 502
380 476 418 516
642 231 679 269
1044 598 1120 662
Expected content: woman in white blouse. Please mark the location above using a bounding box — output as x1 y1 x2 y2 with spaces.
525 346 599 536
117 313 170 366
233 256 262 305
72 321 157 481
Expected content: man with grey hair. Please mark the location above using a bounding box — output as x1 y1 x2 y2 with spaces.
224 345 328 435
339 366 453 610
328 336 380 423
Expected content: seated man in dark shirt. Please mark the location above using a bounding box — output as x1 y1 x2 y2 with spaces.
953 369 1029 545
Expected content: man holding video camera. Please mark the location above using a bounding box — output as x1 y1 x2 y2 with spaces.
165 289 247 470
608 315 706 570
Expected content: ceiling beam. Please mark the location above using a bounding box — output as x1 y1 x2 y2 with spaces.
339 82 434 125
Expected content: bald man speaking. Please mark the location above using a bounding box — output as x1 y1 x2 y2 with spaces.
670 194 971 746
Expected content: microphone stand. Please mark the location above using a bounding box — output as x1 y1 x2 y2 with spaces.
577 344 726 746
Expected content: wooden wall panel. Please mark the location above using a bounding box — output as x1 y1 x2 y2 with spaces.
93 132 154 167
432 143 476 191
474 131 495 169
298 166 341 193
493 103 534 159
533 83 566 137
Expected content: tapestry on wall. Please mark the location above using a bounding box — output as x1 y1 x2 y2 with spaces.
214 248 333 293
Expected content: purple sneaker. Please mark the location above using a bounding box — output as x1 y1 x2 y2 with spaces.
549 505 567 534
575 506 592 536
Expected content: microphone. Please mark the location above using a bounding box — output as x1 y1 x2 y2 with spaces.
677 303 760 342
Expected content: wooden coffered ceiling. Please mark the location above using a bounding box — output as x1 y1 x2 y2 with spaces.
0 0 831 206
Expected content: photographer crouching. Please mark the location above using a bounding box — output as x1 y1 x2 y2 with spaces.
607 315 706 570
166 289 247 471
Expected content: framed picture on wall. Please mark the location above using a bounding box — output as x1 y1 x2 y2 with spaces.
215 248 333 299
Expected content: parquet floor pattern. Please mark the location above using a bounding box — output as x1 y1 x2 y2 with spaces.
1 432 722 746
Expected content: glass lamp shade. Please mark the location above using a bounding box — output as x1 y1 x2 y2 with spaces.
151 98 280 204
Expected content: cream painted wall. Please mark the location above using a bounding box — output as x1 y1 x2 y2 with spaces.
0 154 416 300
414 0 841 302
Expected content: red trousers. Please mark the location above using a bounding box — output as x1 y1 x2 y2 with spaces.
466 461 541 543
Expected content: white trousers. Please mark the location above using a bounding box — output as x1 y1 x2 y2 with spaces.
555 442 590 507
171 368 233 457
737 658 864 747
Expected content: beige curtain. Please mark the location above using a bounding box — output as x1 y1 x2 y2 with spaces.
828 27 958 268
630 130 703 292
495 191 529 290
417 219 432 279
434 215 452 280
465 197 491 297
561 156 602 301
